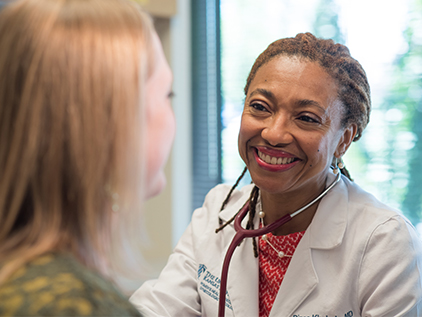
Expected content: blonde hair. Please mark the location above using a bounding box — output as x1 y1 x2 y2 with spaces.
0 0 155 285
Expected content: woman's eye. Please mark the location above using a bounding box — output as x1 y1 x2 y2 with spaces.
250 103 267 112
298 115 319 123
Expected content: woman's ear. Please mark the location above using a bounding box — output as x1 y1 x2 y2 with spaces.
335 123 357 157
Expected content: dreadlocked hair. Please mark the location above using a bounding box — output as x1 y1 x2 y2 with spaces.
219 167 248 213
215 167 260 257
340 165 352 180
244 32 371 142
215 167 248 231
246 186 260 258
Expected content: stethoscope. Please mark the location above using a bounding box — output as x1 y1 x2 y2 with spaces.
217 171 341 317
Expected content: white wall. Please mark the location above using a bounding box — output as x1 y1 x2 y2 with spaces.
170 0 192 247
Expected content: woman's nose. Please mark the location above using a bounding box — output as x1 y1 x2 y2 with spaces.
261 115 293 146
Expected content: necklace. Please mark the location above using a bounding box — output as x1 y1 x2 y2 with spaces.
258 211 293 258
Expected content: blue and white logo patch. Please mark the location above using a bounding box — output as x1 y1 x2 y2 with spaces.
197 264 233 311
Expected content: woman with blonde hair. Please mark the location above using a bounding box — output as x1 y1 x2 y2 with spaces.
0 0 175 315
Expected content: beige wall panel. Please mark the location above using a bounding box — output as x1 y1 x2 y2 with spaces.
136 0 177 18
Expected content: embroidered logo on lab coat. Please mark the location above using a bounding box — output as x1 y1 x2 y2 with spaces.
197 264 233 311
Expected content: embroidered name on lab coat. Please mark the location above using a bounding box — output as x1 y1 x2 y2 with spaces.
198 264 233 310
293 310 353 317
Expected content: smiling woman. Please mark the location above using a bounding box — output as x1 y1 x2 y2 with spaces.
238 51 358 235
240 57 351 200
130 33 422 317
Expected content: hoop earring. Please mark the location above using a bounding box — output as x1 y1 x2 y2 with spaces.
333 157 344 175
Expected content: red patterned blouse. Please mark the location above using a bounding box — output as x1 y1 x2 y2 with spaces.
258 231 305 317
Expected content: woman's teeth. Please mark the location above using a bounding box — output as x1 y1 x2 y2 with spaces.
258 150 294 165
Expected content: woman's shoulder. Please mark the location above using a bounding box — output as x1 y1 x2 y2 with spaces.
0 253 141 316
343 177 417 234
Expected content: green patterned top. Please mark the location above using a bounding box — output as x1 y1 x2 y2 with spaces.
0 253 142 316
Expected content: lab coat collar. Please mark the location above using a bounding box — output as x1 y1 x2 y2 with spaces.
218 184 255 227
308 172 348 249
218 173 349 250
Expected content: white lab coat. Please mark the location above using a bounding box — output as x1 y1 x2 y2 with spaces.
131 173 422 317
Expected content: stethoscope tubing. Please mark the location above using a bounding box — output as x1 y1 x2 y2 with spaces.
217 172 341 317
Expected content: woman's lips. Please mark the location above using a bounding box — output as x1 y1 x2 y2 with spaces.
253 147 300 172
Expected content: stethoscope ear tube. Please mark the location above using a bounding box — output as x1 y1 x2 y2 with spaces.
217 202 292 317
217 172 341 317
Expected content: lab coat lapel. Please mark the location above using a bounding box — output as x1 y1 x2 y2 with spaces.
270 230 318 316
269 173 348 316
308 173 348 250
218 184 259 317
226 214 260 317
